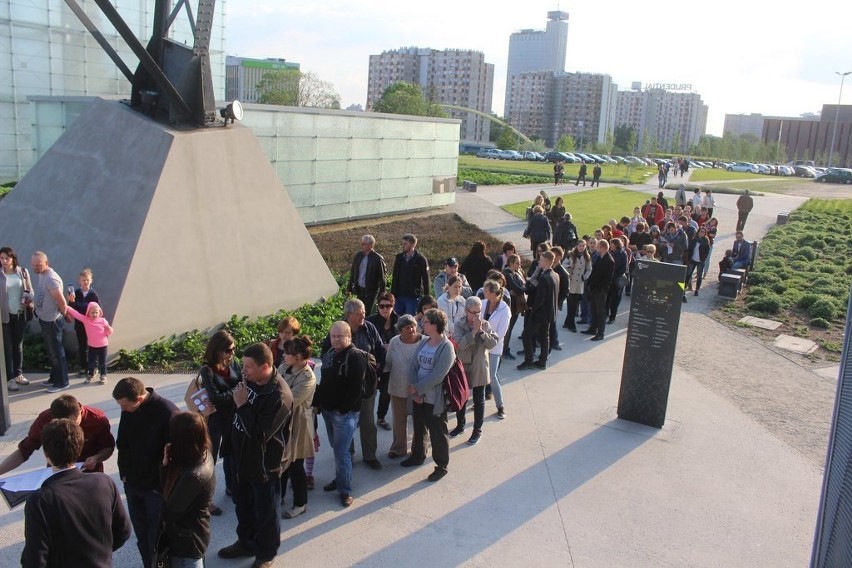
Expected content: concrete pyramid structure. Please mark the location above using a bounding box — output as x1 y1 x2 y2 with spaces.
0 98 339 352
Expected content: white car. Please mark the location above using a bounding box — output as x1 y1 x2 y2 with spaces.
727 162 759 174
756 164 771 174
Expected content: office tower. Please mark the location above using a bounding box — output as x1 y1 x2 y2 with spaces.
226 57 300 104
615 85 708 152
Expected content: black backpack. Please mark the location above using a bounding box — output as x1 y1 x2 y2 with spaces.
342 347 379 399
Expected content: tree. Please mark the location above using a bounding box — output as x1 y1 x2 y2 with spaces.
256 69 340 108
627 130 638 155
489 113 506 143
372 82 447 118
614 125 634 153
556 134 575 152
601 131 615 155
495 126 517 150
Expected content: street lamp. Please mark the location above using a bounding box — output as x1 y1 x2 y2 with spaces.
828 71 851 168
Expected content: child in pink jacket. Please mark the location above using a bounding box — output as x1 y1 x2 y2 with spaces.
65 302 113 384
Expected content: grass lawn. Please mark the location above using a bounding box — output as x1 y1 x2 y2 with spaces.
459 155 654 184
501 187 656 238
689 169 768 182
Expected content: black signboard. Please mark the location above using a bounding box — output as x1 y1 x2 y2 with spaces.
617 259 686 428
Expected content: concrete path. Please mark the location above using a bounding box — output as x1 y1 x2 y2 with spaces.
0 174 835 567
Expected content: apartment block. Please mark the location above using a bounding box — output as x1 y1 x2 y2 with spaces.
226 56 300 104
615 86 708 152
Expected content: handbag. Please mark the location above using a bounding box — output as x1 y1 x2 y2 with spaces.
184 371 216 417
21 268 34 321
152 523 171 568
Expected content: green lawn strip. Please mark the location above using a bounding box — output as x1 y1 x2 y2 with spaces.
502 186 656 238
459 155 654 184
740 198 852 328
689 169 769 182
699 180 810 194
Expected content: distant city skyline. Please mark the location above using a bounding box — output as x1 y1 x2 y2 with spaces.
226 0 851 137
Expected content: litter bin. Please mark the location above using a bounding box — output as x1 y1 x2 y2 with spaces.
467 183 477 192
776 212 790 225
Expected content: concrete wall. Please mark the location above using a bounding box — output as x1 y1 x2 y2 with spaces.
27 97 461 225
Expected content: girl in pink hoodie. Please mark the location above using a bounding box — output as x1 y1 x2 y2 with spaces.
65 302 113 384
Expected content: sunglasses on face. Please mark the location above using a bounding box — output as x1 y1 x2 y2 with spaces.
379 303 394 309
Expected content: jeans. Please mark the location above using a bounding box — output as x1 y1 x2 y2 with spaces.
456 385 485 431
74 319 88 370
124 483 163 568
280 458 307 508
234 474 281 562
2 313 26 379
39 318 69 387
322 410 358 495
394 296 418 316
685 260 706 291
703 245 713 278
169 556 204 568
87 345 107 377
488 353 504 409
411 402 449 469
607 276 626 320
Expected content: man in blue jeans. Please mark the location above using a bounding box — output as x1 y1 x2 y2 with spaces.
30 252 70 393
390 234 430 316
315 321 366 508
218 343 293 568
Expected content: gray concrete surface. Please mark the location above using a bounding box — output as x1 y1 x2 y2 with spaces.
0 172 836 567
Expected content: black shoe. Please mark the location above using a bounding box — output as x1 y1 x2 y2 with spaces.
323 480 337 492
533 361 547 369
581 329 595 335
502 352 516 360
694 290 699 296
562 322 570 328
517 362 536 371
449 424 466 438
516 349 526 355
567 327 577 333
591 335 604 341
427 467 448 482
377 419 391 431
364 459 382 470
340 494 353 508
218 541 255 559
485 392 493 400
467 430 482 445
682 296 687 303
607 317 615 324
497 407 506 419
550 344 562 351
401 456 425 467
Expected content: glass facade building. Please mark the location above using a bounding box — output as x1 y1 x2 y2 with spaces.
0 0 227 181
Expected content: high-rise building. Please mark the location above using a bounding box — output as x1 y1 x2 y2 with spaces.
366 47 494 145
723 113 817 138
504 11 568 118
505 71 617 149
0 1 226 182
615 85 708 153
226 57 300 104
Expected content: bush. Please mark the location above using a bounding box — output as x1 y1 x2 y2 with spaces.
458 168 551 186
794 246 819 261
798 293 822 309
745 293 782 314
811 318 831 329
809 298 840 321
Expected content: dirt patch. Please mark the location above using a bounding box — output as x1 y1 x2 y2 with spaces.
309 212 508 277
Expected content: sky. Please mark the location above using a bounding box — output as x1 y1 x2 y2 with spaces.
226 0 852 137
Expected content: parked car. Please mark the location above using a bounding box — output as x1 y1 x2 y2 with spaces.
794 165 817 178
776 165 794 176
755 164 771 174
476 148 500 159
502 150 524 160
727 162 760 174
543 151 573 163
523 151 543 161
815 168 852 184
625 156 646 165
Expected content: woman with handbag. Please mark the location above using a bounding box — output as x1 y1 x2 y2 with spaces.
198 330 241 515
157 411 215 568
0 246 34 391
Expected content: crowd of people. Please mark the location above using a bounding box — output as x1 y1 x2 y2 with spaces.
2 187 749 566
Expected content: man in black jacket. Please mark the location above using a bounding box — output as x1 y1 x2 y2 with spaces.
315 321 365 508
549 247 571 351
518 251 559 370
22 419 131 567
736 189 754 232
390 233 430 316
113 377 178 568
583 240 614 341
346 234 387 315
218 343 294 568
576 160 588 186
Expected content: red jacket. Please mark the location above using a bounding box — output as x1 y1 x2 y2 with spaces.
642 203 665 227
18 406 114 471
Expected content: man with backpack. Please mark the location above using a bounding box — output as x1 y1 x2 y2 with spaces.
315 321 367 508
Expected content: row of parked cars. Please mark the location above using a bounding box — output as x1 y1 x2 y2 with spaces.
718 161 852 181
475 148 654 166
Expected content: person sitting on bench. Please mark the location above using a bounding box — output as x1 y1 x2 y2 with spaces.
731 232 751 270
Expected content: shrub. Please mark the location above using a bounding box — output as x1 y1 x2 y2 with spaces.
811 318 831 329
809 298 840 321
794 246 818 261
798 293 822 309
745 293 782 314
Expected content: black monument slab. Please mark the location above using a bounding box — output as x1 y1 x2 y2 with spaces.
617 259 686 428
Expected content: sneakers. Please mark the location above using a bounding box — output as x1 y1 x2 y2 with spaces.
427 467 448 482
323 480 337 492
41 379 53 387
218 541 255 559
46 384 70 393
99 375 107 385
306 476 314 490
282 504 306 519
84 376 94 384
517 362 536 371
467 430 481 445
7 381 19 391
377 418 391 431
497 407 506 419
14 375 29 385
340 494 353 507
449 424 466 438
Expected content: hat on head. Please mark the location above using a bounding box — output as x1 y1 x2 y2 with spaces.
445 257 458 266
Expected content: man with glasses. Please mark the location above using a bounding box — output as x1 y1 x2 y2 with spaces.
346 234 387 315
367 293 398 432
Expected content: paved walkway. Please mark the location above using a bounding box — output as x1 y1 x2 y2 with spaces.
0 175 835 567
